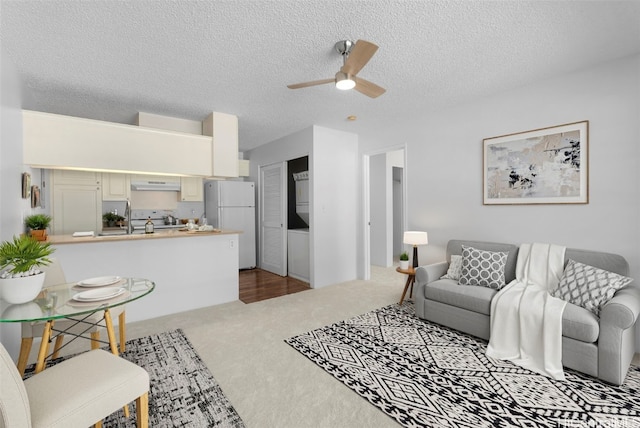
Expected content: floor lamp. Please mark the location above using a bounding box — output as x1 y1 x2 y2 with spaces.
403 231 428 268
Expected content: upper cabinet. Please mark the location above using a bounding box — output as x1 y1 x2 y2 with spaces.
50 169 101 186
102 173 131 201
203 112 239 178
180 177 204 202
23 110 213 176
238 159 250 177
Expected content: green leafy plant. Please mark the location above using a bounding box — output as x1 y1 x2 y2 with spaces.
102 212 120 222
399 252 409 261
0 235 55 276
24 214 52 230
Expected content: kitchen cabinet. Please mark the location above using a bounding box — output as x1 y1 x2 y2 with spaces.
238 159 250 177
203 112 239 178
102 173 130 201
50 169 101 186
50 170 102 234
180 177 203 202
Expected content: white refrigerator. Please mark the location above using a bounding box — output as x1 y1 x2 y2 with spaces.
204 181 256 269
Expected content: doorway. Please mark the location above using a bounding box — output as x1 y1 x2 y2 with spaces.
363 147 406 280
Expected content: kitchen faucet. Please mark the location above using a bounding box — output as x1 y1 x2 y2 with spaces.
124 199 133 234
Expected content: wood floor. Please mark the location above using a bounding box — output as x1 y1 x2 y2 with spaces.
239 268 311 304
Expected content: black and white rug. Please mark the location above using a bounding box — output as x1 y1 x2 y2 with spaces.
286 303 640 427
26 329 245 428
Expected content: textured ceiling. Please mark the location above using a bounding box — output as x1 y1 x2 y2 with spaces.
1 1 639 151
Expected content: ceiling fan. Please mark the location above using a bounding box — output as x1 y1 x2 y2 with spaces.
287 40 386 98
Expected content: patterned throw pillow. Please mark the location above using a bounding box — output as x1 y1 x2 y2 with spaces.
441 255 463 280
550 259 633 316
459 245 508 289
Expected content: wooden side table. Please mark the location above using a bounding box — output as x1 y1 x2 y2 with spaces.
396 266 416 304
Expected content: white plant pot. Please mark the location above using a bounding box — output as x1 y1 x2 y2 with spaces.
399 260 410 270
0 272 46 304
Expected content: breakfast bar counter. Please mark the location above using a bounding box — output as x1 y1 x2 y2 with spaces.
48 229 242 244
47 230 240 323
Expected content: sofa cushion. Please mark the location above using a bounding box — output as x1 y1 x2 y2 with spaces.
551 259 633 316
441 255 462 280
459 245 508 290
424 279 497 315
561 302 600 343
447 240 519 284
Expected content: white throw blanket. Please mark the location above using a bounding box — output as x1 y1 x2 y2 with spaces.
486 243 567 380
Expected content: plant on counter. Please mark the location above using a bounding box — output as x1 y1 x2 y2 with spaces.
0 235 55 304
0 235 54 277
24 214 52 241
103 212 125 227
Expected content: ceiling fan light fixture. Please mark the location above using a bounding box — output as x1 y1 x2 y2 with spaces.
335 72 356 90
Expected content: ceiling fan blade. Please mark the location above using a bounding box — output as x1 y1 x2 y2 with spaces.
354 78 386 98
287 78 334 89
341 40 378 76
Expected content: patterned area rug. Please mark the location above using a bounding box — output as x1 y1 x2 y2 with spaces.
286 303 640 427
25 329 245 428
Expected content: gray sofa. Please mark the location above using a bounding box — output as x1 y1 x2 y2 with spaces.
414 239 640 385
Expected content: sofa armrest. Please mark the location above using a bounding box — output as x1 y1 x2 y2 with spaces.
598 283 640 385
600 284 640 329
415 262 449 286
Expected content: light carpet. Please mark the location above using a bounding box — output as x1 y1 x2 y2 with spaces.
26 329 245 428
287 302 640 427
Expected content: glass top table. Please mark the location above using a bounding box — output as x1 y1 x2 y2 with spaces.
0 277 155 374
0 277 154 323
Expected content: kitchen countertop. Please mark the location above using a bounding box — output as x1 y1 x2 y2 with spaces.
48 229 242 245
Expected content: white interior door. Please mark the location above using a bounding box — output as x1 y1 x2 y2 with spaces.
260 162 287 276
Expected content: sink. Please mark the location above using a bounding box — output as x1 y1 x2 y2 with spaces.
98 230 145 236
98 230 128 236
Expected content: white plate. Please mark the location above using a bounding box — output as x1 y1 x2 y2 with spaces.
76 276 121 287
73 287 125 302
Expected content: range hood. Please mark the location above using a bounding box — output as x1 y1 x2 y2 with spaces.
130 179 181 191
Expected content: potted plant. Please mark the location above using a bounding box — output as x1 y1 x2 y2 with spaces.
0 235 55 304
25 214 52 241
399 252 410 270
102 212 124 228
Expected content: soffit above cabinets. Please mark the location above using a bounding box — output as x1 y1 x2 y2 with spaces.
22 110 224 177
137 111 240 178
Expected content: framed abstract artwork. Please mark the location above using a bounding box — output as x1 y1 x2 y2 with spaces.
483 121 588 205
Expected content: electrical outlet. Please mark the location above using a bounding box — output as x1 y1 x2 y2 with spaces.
229 240 234 248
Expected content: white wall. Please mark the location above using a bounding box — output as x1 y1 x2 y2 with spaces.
0 50 26 242
247 125 358 288
312 126 358 287
358 53 640 281
0 50 43 357
369 153 387 266
247 127 313 179
369 149 406 267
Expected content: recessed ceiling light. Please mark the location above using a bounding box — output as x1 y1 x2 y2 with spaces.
347 115 357 121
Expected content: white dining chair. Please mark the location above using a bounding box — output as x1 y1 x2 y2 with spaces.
0 342 149 428
16 258 127 376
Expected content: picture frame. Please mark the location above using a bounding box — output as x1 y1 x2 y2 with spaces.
483 121 588 205
21 172 31 199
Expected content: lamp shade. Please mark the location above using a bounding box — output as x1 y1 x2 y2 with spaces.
403 231 428 246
